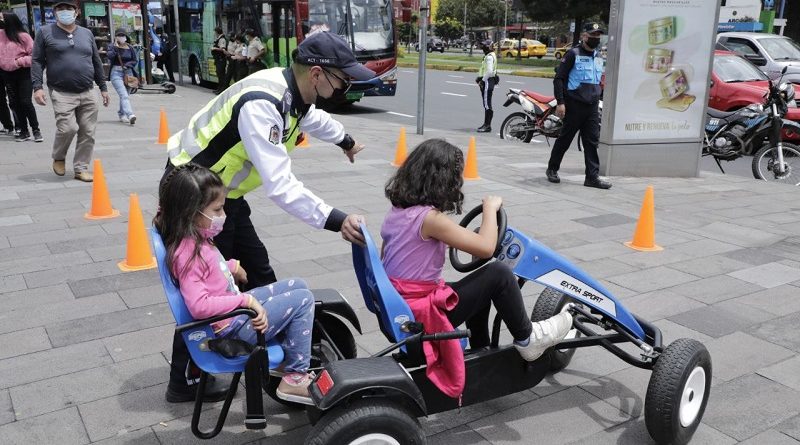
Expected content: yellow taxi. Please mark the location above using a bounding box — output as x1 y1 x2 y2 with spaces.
553 44 572 60
497 39 528 58
523 39 547 58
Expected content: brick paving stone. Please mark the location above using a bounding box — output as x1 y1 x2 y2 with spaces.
102 324 176 362
728 262 800 289
612 249 696 269
750 312 800 352
689 221 785 248
422 390 539 437
90 428 161 445
0 407 89 445
0 340 114 389
706 331 795 382
0 283 74 311
668 275 764 305
667 254 755 279
0 389 13 426
703 374 800 441
117 284 166 309
621 289 705 321
607 266 700 294
68 269 161 299
573 258 639 279
565 418 737 445
758 356 800 392
9 225 108 248
780 415 800 441
670 239 742 257
46 304 173 347
9 354 168 420
738 429 800 444
730 284 800 316
572 213 636 229
559 240 633 262
668 299 776 338
0 250 95 277
22 260 123 289
0 327 52 360
0 275 26 294
0 292 127 335
427 425 492 445
722 247 787 266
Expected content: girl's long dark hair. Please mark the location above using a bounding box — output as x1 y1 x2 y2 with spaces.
385 138 464 214
2 13 28 44
153 163 226 282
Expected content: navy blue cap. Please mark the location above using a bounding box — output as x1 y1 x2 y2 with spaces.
52 0 79 8
584 22 605 34
295 32 376 81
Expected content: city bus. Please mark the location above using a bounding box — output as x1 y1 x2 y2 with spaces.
169 0 397 102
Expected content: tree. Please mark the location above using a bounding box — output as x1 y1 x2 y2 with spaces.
437 0 505 28
519 0 610 44
434 17 464 41
397 21 418 44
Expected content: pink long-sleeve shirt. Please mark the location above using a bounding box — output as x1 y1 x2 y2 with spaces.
0 31 34 71
173 237 248 331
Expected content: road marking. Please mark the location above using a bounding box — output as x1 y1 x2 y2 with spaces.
448 74 464 78
446 81 476 86
386 111 415 118
401 70 415 74
441 92 467 97
507 80 525 84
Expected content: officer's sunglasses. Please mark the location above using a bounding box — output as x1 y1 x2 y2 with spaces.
321 68 352 94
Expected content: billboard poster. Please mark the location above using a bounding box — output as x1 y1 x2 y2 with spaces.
111 2 142 34
605 0 719 143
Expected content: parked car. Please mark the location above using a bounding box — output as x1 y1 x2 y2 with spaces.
716 32 800 84
523 39 547 58
553 44 571 60
415 37 445 53
710 50 800 141
498 39 528 58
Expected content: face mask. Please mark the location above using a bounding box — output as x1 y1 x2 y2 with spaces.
198 211 226 238
56 10 76 26
314 70 349 106
586 37 601 49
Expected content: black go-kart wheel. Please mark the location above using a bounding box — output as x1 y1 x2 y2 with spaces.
531 288 579 372
305 398 425 445
645 338 712 445
263 315 356 409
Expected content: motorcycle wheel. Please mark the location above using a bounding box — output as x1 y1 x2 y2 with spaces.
751 142 800 185
500 112 535 143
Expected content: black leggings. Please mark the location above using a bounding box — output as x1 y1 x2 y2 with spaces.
447 262 532 348
5 68 39 133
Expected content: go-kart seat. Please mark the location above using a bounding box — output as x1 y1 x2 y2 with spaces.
150 228 283 438
352 224 467 351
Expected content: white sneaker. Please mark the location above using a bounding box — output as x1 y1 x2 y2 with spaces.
119 115 130 123
515 312 574 362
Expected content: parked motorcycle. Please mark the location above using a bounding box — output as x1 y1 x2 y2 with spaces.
704 66 800 184
500 88 563 143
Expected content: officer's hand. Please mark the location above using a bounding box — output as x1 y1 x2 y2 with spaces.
34 90 47 106
343 143 365 163
555 104 566 118
341 214 366 246
475 77 481 84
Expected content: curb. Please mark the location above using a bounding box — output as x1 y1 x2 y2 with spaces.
397 62 555 79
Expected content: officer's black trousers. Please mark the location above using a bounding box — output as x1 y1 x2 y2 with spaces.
547 97 601 178
168 197 277 389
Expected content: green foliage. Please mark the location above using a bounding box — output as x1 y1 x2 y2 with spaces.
434 16 464 41
437 0 505 28
397 21 418 44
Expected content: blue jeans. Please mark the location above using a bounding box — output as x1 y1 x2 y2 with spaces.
109 67 134 119
220 278 314 373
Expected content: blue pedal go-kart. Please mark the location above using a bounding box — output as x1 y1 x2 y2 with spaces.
151 204 712 445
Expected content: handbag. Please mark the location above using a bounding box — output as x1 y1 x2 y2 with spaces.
116 50 140 89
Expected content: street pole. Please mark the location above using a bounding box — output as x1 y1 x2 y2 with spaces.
172 0 184 86
141 0 152 84
503 0 507 40
417 0 429 135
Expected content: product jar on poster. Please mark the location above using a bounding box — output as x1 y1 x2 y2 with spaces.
648 16 676 45
659 69 689 100
644 48 673 73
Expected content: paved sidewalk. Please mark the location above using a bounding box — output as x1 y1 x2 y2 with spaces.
1 83 800 445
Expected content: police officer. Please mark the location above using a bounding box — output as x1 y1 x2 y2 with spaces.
546 23 611 189
211 27 228 94
161 32 376 402
476 39 497 133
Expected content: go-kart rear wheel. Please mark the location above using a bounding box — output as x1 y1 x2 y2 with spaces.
264 315 356 409
305 398 425 445
645 338 711 445
531 288 579 372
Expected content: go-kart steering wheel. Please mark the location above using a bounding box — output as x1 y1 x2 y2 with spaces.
449 204 508 273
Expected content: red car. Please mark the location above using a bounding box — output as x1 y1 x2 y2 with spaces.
709 50 800 140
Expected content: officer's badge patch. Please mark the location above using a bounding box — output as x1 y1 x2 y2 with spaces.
269 125 280 145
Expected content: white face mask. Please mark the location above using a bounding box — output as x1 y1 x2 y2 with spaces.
56 10 76 26
199 211 226 238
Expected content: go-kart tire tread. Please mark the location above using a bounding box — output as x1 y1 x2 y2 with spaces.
531 288 577 372
305 398 425 445
645 338 711 445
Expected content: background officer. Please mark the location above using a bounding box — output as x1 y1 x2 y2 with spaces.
546 23 611 189
476 39 497 133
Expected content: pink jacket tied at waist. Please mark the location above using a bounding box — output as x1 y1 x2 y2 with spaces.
0 31 34 71
389 277 465 399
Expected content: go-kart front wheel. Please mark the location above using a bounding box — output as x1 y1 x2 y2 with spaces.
305 398 425 445
645 338 711 445
531 288 579 372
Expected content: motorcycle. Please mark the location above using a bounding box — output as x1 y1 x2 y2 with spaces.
500 88 563 144
704 66 800 184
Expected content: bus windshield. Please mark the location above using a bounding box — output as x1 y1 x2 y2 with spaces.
306 0 394 57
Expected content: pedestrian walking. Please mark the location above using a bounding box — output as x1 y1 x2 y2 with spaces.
244 28 265 75
156 28 175 82
545 23 611 189
31 0 109 182
0 73 14 135
160 31 375 403
222 32 238 87
476 39 497 133
0 12 41 142
211 27 228 93
106 28 138 125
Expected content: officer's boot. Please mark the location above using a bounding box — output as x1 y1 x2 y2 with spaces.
476 110 493 133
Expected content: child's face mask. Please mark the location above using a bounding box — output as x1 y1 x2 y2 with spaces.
198 211 226 238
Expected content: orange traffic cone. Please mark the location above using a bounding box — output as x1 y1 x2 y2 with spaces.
118 193 157 272
624 186 663 252
157 108 170 145
85 159 120 220
391 127 408 167
463 137 480 180
297 132 310 148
